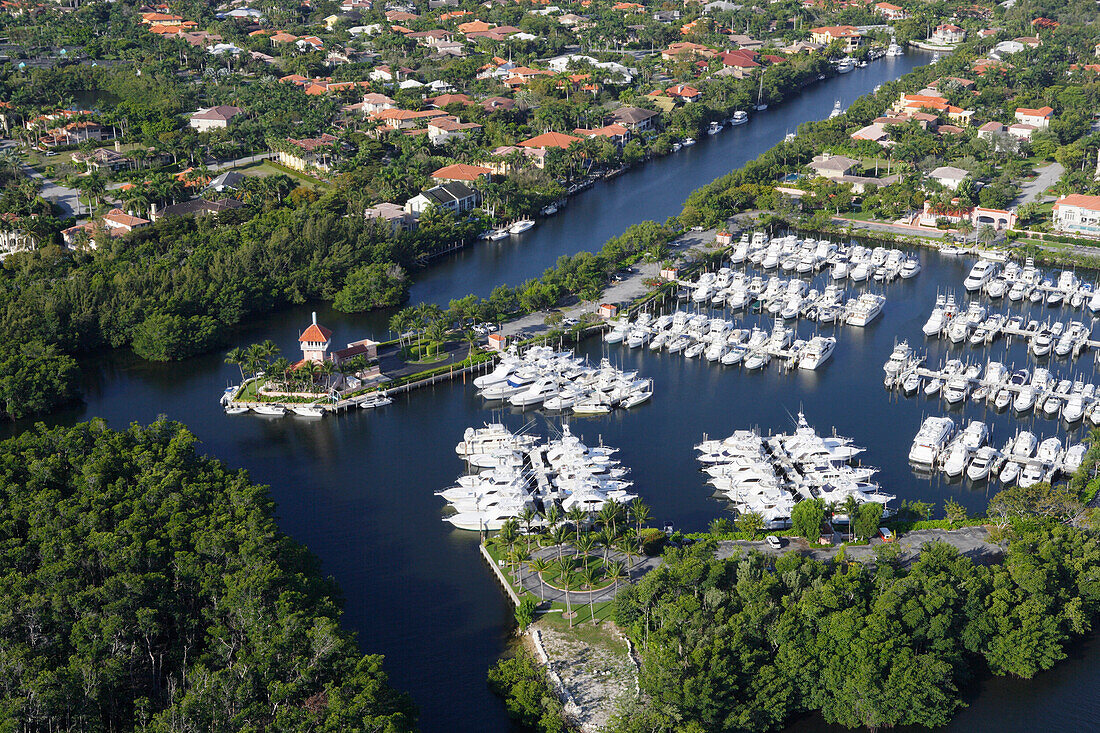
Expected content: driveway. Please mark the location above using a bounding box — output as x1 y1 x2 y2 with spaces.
1013 161 1063 207
1 140 83 218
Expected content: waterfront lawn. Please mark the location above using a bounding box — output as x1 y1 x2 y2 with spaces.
236 160 332 191
536 608 627 647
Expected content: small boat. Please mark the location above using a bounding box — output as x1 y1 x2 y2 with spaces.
253 404 286 417
707 120 724 135
488 228 510 241
290 404 326 418
509 219 535 234
682 137 696 147
359 392 393 409
835 57 855 74
829 100 843 118
572 399 612 415
225 406 250 415
540 203 559 216
731 110 749 126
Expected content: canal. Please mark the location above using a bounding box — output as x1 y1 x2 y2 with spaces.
22 50 1100 733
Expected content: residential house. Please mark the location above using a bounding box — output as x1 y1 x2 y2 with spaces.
0 226 35 259
851 123 890 146
727 34 763 50
365 202 416 232
874 2 906 20
573 123 629 146
430 163 491 183
665 84 702 102
1053 194 1100 236
931 24 965 45
373 108 447 130
188 105 244 132
809 26 861 53
404 181 479 217
977 121 1006 140
918 201 1016 229
359 93 397 115
783 40 823 54
426 116 482 144
517 131 583 168
102 208 150 234
807 153 898 193
608 106 658 131
206 171 245 193
929 165 969 190
1014 106 1053 128
150 198 242 222
72 147 132 172
661 41 714 60
277 133 340 173
1008 123 1037 140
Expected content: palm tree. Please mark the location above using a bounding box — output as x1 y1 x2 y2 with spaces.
842 495 859 542
512 546 531 582
519 507 538 548
597 502 619 534
268 357 292 391
528 557 554 600
225 347 246 382
549 525 571 565
978 225 997 247
606 560 627 595
557 561 577 628
574 533 596 573
630 500 651 551
497 519 520 577
566 505 587 542
956 218 974 245
259 339 281 360
544 504 562 530
597 525 617 567
581 566 601 625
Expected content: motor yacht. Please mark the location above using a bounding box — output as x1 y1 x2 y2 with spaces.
909 417 954 465
966 446 998 481
798 336 836 370
964 260 997 291
290 404 326 418
845 293 885 326
253 404 286 416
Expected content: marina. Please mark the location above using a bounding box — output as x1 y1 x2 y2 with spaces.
25 52 1100 733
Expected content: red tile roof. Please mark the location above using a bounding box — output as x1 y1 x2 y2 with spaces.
299 323 333 342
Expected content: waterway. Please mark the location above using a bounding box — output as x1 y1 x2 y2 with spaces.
23 50 1100 733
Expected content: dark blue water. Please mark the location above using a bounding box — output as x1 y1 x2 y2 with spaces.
22 51 1100 733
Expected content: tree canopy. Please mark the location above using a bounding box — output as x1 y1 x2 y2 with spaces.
0 418 416 731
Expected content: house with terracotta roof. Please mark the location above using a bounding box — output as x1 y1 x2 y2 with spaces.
931 24 965 45
1053 194 1100 235
427 116 483 144
102 208 151 234
299 314 333 363
425 93 473 108
373 108 447 130
457 19 492 33
431 163 492 182
519 131 582 150
977 121 1006 140
809 25 861 52
277 134 340 172
573 123 629 146
270 31 299 45
661 42 714 60
874 2 906 20
665 84 701 102
1014 105 1053 129
188 105 244 132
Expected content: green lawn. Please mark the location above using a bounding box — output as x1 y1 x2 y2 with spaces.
235 160 332 191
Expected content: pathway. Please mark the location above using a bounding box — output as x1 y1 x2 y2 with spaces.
516 544 661 605
1013 162 1063 207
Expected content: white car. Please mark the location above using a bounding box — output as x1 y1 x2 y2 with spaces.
765 535 782 549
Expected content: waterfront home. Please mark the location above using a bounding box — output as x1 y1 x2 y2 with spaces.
665 84 702 103
72 147 132 172
851 123 890 146
0 225 35 259
1053 194 1100 236
299 314 333 363
807 154 899 193
809 26 861 53
365 202 417 233
518 131 583 168
1014 106 1053 129
573 123 629 146
357 93 397 116
917 201 1016 229
431 163 492 183
188 105 243 132
277 134 340 173
931 24 966 45
373 108 447 130
405 182 479 217
608 106 658 131
929 166 969 190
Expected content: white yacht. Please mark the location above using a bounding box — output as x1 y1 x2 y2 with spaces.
509 219 535 234
798 336 836 370
909 417 954 465
1011 431 1038 458
845 293 886 326
942 443 971 477
886 40 902 57
290 404 326 418
966 446 998 481
900 258 921 279
730 110 748 125
508 377 560 407
253 404 286 416
883 341 914 379
963 260 997 291
836 57 855 74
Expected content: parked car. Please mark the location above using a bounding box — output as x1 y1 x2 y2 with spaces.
878 527 895 543
765 535 782 549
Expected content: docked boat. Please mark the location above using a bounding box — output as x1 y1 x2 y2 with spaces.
909 416 954 465
886 41 902 57
509 219 535 234
225 406 250 415
845 293 886 326
798 336 836 370
828 100 843 119
487 228 510 241
835 57 855 74
730 110 748 125
963 260 997 291
290 404 326 418
682 137 696 147
707 120 724 135
966 446 998 481
253 404 286 417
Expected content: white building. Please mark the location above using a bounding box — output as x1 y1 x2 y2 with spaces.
1053 194 1100 236
188 105 244 132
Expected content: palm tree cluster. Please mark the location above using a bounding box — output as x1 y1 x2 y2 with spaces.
491 499 651 628
389 302 483 361
225 341 370 395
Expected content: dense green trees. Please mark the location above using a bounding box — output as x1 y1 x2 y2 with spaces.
613 525 1100 732
487 652 567 733
790 498 825 542
0 418 416 731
